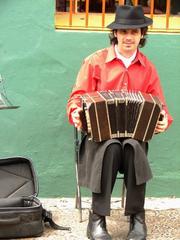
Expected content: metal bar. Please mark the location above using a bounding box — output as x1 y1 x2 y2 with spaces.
85 0 89 28
117 175 126 208
150 0 154 29
150 0 154 19
74 127 82 223
121 180 126 208
102 0 106 28
74 0 78 13
134 0 138 6
166 0 171 30
69 0 73 26
119 0 125 5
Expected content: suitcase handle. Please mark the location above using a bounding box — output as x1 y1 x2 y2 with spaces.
0 216 20 225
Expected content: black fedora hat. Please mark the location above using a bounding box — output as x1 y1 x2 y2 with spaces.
107 5 153 29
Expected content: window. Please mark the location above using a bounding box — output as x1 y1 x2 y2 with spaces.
55 0 180 32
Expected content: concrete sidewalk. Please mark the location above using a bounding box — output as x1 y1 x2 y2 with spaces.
21 198 180 240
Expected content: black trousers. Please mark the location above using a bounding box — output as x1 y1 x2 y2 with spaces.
92 143 146 216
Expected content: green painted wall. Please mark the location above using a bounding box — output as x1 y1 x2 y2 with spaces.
0 0 179 197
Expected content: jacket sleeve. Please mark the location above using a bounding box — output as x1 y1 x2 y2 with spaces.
67 56 99 124
146 64 173 129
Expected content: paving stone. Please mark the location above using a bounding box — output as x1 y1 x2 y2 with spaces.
18 198 180 240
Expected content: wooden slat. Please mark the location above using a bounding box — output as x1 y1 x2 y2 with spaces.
166 0 171 30
102 0 106 27
85 0 89 28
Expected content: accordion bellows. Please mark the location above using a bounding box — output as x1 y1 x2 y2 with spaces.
80 91 162 142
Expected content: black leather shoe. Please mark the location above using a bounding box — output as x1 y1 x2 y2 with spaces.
126 212 147 240
87 211 112 240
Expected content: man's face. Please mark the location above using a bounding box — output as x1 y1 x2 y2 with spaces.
114 28 142 57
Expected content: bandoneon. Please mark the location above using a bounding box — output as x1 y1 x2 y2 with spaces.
80 90 162 142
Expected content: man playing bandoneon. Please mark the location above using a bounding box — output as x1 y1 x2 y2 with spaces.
67 5 173 240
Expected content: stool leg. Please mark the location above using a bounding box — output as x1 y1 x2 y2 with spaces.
121 180 126 208
74 127 83 222
75 183 82 222
75 161 82 222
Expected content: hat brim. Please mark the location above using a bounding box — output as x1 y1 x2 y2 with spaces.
107 16 153 29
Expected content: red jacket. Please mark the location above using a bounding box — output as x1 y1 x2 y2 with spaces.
67 45 173 128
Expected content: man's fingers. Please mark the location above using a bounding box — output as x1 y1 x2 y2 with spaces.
71 108 83 130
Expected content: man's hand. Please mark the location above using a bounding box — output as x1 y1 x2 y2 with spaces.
155 110 168 134
71 107 82 131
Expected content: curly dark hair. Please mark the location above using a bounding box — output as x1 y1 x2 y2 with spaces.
109 27 148 48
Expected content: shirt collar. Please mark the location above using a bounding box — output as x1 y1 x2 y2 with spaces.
105 45 146 67
134 49 146 67
105 45 117 63
115 45 137 64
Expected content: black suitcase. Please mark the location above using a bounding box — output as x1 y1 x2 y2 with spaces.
0 156 70 239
